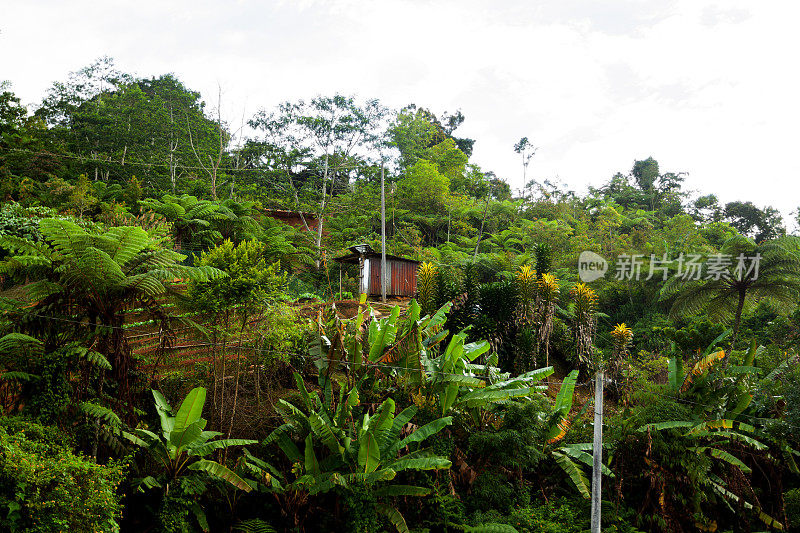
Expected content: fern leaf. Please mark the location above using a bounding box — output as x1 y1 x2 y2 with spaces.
80 402 122 427
1 371 40 382
0 333 44 356
39 218 87 256
232 519 277 533
105 226 151 267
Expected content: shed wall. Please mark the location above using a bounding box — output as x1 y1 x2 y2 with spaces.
366 258 418 297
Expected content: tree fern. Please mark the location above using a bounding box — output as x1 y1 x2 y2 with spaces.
0 332 44 356
80 401 122 427
72 346 112 370
663 235 800 356
105 226 151 266
0 218 225 417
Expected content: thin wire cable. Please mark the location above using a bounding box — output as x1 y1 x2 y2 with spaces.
1 308 585 387
7 302 794 427
0 147 374 174
7 307 795 432
613 379 799 431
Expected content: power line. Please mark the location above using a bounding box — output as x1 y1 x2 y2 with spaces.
4 297 794 429
0 147 374 175
147 340 580 389
1 308 584 388
6 306 797 436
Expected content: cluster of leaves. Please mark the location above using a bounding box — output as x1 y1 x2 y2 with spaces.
0 418 126 533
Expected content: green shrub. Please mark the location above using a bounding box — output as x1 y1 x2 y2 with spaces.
467 472 518 513
508 499 588 532
0 418 125 532
628 387 694 426
785 488 800 530
189 239 287 312
342 485 379 533
470 499 588 533
470 499 645 533
0 417 70 447
258 304 304 364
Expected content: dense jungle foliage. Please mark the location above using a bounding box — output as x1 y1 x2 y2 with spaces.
2 59 800 532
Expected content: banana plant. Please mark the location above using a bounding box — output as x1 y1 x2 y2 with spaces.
541 370 612 499
311 299 547 425
667 338 764 422
667 328 730 395
638 418 786 530
637 339 795 531
311 298 451 383
264 373 452 532
123 387 256 531
423 330 554 423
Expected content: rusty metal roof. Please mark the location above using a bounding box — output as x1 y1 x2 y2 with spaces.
334 243 421 264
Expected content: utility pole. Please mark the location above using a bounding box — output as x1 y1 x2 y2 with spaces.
590 370 604 533
380 161 387 303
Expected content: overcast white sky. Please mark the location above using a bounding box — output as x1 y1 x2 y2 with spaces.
2 0 798 222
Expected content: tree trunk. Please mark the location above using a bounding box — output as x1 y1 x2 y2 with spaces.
314 155 329 269
473 197 490 259
168 105 178 194
447 206 451 243
226 315 248 461
726 289 747 367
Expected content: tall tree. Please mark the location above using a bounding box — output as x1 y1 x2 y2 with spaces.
692 194 722 223
513 136 536 198
388 105 474 169
663 235 800 357
0 219 221 413
632 156 659 190
250 95 387 265
35 61 226 192
724 201 786 242
36 56 132 128
139 74 225 193
0 82 53 182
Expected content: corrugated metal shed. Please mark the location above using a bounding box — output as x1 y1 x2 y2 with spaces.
334 244 420 297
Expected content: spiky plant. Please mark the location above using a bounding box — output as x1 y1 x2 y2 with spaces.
611 323 633 354
534 272 560 367
610 323 633 403
570 283 598 367
416 261 438 316
662 235 800 361
265 374 453 532
516 264 537 323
